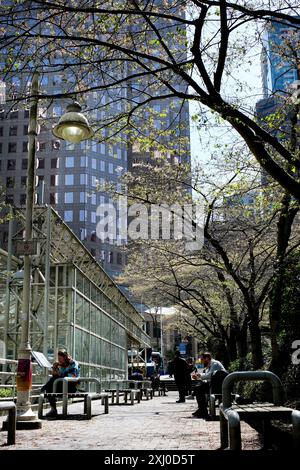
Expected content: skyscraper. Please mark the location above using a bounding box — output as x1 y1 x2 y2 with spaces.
261 20 299 98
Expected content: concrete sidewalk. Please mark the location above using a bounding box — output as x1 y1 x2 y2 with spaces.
0 392 260 450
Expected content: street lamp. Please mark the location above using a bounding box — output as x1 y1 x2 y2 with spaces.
52 101 94 143
15 73 94 429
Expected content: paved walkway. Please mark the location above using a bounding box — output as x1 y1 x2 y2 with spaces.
0 392 260 450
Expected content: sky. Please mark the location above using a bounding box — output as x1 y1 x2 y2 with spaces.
188 19 263 168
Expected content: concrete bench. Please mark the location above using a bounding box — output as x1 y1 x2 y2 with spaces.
0 401 16 445
38 377 109 419
219 371 300 450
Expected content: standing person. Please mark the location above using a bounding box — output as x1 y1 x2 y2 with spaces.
168 350 189 403
41 349 80 418
191 352 227 419
185 357 197 397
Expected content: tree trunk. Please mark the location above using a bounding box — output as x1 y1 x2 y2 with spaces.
236 318 248 359
248 315 263 370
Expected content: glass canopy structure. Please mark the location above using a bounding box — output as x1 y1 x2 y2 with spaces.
0 206 150 382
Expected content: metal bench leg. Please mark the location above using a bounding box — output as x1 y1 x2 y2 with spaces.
220 409 228 449
124 391 128 404
292 410 300 450
227 410 241 450
86 395 92 419
111 391 115 404
7 407 16 445
116 390 120 405
262 419 272 449
84 395 87 414
104 396 109 414
38 394 44 419
130 390 134 405
146 389 149 400
209 394 216 418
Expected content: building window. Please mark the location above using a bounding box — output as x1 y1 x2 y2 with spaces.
64 192 73 204
49 193 57 205
91 212 96 223
21 176 27 188
0 127 3 136
22 159 28 170
24 125 28 135
109 251 114 264
6 177 15 188
23 141 28 152
91 231 96 242
92 158 97 169
117 253 123 265
91 193 96 205
65 174 74 185
51 158 59 169
9 126 18 136
80 192 87 203
39 142 46 152
79 210 87 222
8 142 17 153
80 228 87 241
0 142 2 153
38 158 45 169
10 110 18 119
50 175 57 186
80 174 87 185
100 161 105 172
65 156 74 168
109 163 114 174
7 159 16 170
80 156 88 167
20 194 26 205
24 109 29 119
64 210 73 222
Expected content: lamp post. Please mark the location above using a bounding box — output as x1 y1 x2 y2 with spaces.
14 74 94 429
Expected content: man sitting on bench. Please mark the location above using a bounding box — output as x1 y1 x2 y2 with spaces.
41 349 80 418
191 352 227 419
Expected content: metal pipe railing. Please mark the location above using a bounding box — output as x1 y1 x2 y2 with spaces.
222 371 283 409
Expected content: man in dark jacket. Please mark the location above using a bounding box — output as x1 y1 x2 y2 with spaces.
168 350 189 403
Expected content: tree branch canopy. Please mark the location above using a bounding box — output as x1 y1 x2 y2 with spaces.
0 0 299 197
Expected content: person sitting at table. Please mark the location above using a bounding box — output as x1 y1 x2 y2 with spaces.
41 349 80 418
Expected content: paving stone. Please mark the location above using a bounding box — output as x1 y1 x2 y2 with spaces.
0 391 261 450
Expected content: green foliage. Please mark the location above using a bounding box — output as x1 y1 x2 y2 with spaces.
229 353 253 373
0 388 13 398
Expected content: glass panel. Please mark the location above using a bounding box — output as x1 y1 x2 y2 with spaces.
90 306 96 334
75 295 84 327
76 271 83 293
102 341 111 367
83 298 90 330
102 314 111 341
82 331 89 363
75 328 82 359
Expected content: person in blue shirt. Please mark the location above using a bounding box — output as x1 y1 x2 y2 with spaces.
41 349 80 418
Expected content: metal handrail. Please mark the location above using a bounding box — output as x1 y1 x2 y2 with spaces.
222 371 283 409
